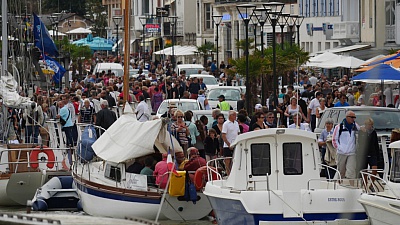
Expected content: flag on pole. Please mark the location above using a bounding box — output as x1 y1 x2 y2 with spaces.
44 55 66 83
33 13 59 57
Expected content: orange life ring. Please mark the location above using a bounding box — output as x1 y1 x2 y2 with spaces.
30 145 55 169
194 166 219 191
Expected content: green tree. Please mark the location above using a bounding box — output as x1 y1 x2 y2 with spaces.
42 0 87 16
196 41 216 67
58 37 92 79
85 0 107 37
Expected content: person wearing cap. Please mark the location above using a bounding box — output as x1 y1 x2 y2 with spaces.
249 103 263 131
161 101 177 118
216 95 232 111
184 147 206 173
346 87 355 106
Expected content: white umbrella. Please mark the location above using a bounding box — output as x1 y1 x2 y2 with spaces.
318 55 365 69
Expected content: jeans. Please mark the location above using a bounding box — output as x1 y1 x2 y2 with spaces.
25 125 40 143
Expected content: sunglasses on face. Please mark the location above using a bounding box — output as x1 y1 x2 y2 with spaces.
177 116 184 118
347 116 356 119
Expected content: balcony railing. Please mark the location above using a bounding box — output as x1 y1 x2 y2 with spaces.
163 20 184 36
331 21 359 39
215 0 293 4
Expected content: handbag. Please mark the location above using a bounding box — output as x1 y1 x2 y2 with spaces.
60 110 71 126
184 171 198 204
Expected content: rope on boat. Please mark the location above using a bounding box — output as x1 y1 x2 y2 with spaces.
270 190 310 224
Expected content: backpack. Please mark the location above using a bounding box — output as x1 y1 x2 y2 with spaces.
27 109 39 125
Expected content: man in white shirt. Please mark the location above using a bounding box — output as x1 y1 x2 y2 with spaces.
221 110 240 175
135 95 151 122
307 92 322 132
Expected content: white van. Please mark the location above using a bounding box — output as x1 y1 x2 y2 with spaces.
93 63 124 77
175 64 204 78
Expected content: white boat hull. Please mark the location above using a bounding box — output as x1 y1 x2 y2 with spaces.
0 179 17 206
205 181 369 225
359 193 400 225
74 172 212 221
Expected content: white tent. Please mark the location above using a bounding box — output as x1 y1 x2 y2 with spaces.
66 27 92 34
48 30 67 36
305 52 341 67
317 55 366 69
154 45 197 56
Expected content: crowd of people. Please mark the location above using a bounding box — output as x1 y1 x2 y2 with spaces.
3 58 397 189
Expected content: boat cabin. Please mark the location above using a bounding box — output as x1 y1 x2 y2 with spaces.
226 128 320 192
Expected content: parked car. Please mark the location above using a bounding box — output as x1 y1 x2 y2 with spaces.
156 99 201 118
207 86 243 111
191 110 229 129
189 74 220 90
93 63 124 77
176 64 204 78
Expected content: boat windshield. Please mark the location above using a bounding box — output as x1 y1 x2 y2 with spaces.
390 149 400 183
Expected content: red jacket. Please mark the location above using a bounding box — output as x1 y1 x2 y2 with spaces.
184 156 206 172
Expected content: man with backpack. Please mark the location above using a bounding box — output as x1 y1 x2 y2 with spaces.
332 111 359 185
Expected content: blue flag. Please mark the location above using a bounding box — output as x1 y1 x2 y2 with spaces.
44 55 66 83
33 13 59 57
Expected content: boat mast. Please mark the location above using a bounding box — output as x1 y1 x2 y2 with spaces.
2 0 8 77
123 0 131 104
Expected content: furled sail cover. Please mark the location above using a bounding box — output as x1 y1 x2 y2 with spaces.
0 73 32 108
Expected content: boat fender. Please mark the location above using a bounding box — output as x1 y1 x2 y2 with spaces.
30 145 55 169
194 166 219 191
32 198 48 211
77 200 83 211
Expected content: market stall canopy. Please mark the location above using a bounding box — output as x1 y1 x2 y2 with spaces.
153 45 197 56
66 27 92 34
73 36 114 51
352 64 400 84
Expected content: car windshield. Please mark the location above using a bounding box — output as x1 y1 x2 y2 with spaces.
351 111 400 130
184 68 202 76
318 109 400 131
202 77 218 85
207 89 241 101
157 101 200 115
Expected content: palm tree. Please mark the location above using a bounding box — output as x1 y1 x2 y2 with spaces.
196 41 216 67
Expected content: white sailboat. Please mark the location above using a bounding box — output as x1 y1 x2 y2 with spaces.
72 104 212 221
204 128 369 224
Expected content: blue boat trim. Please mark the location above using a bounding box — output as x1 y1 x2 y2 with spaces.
207 196 368 225
73 173 161 205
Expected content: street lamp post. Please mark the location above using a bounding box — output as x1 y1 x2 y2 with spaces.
253 8 269 106
112 16 122 62
251 16 258 51
264 2 284 110
236 4 256 114
139 16 147 63
287 14 298 47
212 15 223 76
168 16 178 69
296 16 305 46
278 13 289 50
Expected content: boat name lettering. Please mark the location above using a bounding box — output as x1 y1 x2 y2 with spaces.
328 198 345 202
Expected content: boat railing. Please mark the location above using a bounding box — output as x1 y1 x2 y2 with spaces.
0 146 71 173
206 157 231 185
306 163 363 190
359 169 395 197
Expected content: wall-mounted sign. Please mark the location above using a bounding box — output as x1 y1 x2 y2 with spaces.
146 24 161 33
